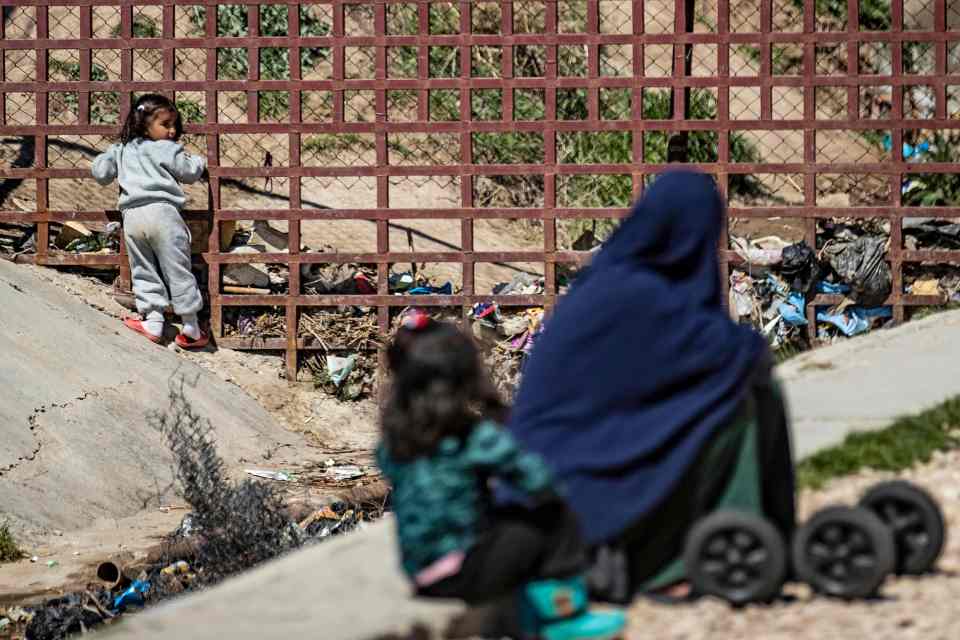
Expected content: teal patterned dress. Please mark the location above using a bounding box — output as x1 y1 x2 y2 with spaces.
377 421 555 577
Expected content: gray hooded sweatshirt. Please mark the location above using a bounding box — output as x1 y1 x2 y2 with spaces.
92 138 206 210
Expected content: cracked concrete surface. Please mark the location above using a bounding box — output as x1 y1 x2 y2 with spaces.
0 260 306 542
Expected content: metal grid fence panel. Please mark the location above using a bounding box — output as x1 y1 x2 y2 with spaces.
2 0 960 377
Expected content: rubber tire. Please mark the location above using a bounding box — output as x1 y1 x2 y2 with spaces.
683 510 787 607
792 505 895 599
859 480 946 575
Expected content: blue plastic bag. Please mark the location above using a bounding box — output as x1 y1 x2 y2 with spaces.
113 580 150 612
817 307 892 337
816 281 851 295
778 292 808 326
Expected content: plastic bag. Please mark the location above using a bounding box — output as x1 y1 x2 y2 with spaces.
823 236 891 307
780 242 821 297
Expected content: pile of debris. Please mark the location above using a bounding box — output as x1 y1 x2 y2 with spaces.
730 220 895 352
221 222 380 297
223 306 286 339
299 308 380 400
0 221 35 255
904 264 960 301
51 221 120 254
904 218 960 252
3 381 385 640
0 221 119 259
469 272 549 399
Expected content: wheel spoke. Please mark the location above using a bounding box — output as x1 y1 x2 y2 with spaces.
882 503 900 523
702 560 726 576
728 569 748 586
733 532 753 550
829 562 848 579
706 537 728 556
809 542 832 560
823 525 843 543
744 549 769 568
851 554 876 570
848 531 867 551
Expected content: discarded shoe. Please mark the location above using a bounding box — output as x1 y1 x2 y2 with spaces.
519 577 626 640
123 317 163 344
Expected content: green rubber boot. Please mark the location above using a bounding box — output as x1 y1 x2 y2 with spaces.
519 576 626 640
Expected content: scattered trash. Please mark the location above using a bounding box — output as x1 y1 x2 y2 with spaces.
302 257 377 296
6 607 32 624
821 235 892 307
471 303 545 399
731 235 790 266
492 272 545 296
904 265 960 300
326 355 357 387
817 307 893 338
0 222 35 254
780 241 822 297
224 307 286 339
777 292 808 326
160 560 190 577
816 281 851 295
174 513 196 539
30 555 39 563
112 580 149 612
903 218 960 251
728 272 756 321
298 308 380 351
298 501 373 540
46 560 59 568
328 465 365 482
245 469 295 482
23 591 108 640
910 279 941 297
9 383 388 640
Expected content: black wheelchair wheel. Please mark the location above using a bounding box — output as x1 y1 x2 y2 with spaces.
683 510 787 606
860 480 946 575
792 505 895 599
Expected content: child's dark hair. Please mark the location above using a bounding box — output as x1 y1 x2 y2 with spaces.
120 93 183 144
381 314 507 462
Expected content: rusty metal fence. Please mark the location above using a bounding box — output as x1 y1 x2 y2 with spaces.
2 0 960 377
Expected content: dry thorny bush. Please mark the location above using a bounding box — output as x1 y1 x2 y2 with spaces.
149 375 305 585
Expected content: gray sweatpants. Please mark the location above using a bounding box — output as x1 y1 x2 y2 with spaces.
122 202 203 318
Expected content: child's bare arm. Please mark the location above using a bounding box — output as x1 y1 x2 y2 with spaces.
91 144 119 185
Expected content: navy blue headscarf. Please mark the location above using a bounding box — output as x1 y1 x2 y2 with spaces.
507 170 767 544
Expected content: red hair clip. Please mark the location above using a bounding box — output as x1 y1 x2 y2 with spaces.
401 309 431 331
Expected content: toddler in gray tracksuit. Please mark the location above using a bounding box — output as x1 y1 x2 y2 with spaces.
92 93 209 348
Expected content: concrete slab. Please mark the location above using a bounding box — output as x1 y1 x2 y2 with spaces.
102 518 475 640
0 260 303 539
778 309 960 459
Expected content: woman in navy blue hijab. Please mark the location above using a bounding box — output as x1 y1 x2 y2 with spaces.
508 170 795 601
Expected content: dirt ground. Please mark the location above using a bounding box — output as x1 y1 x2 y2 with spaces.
626 451 960 639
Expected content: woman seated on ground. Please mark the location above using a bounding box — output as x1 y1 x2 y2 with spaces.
506 169 796 603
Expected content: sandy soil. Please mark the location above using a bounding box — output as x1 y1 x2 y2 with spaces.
626 450 960 639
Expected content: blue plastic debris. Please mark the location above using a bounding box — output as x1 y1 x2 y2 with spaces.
407 282 453 295
816 281 852 295
816 307 893 337
777 292 808 326
882 134 930 160
112 580 150 612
